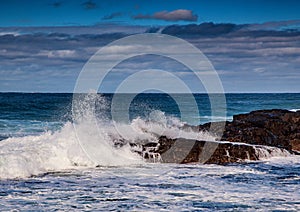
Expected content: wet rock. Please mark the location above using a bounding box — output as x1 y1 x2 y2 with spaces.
140 109 300 164
188 109 300 152
290 139 300 153
220 109 300 152
157 137 243 164
143 136 290 164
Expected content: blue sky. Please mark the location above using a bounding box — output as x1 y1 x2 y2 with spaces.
0 0 299 93
1 0 300 26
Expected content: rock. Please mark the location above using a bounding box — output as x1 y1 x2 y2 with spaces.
141 136 291 164
135 109 300 164
191 109 300 152
290 139 300 152
221 109 300 152
156 136 259 164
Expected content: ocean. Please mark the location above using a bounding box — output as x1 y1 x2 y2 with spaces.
0 93 299 211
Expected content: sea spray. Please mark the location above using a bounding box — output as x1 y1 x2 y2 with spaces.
0 92 218 179
254 145 291 159
0 94 185 179
0 122 92 179
0 119 145 179
0 93 142 179
0 93 296 179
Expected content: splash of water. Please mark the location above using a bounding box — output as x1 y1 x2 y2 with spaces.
0 93 294 179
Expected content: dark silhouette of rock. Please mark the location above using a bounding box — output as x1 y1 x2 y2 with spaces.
139 109 300 164
184 109 300 152
141 136 291 164
157 136 260 164
222 109 300 152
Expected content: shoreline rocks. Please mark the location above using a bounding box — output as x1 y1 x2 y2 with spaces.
141 109 300 164
222 109 299 152
142 136 292 164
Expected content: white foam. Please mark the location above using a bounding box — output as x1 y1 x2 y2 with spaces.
254 145 291 159
2 109 295 180
289 108 300 112
1 93 296 179
0 106 217 180
0 121 143 179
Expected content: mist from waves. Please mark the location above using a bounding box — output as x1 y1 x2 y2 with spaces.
0 93 298 180
0 93 215 179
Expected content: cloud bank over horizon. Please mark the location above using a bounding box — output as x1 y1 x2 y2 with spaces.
0 21 299 93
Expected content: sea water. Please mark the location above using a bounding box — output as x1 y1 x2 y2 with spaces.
0 93 299 211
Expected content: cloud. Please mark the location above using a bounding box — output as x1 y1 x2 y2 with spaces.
37 50 77 58
160 22 300 38
0 22 299 92
82 0 97 10
253 68 266 73
0 25 147 36
161 22 239 36
50 1 62 8
244 20 300 31
102 12 123 20
133 9 198 22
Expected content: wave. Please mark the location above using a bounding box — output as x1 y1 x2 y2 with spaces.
0 119 62 139
289 108 300 112
254 145 291 159
1 115 293 179
0 120 146 180
0 109 216 180
0 94 295 179
192 115 233 122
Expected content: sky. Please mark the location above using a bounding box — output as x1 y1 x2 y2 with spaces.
0 0 300 93
1 0 300 26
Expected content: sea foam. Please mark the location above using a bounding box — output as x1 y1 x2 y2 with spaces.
0 120 146 179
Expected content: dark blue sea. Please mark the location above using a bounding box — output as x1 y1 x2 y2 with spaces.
0 93 299 211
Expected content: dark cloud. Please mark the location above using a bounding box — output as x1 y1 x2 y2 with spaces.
133 9 198 22
161 22 300 37
161 23 240 36
82 0 97 10
50 1 62 8
102 12 123 20
0 25 147 36
145 27 160 33
244 20 300 31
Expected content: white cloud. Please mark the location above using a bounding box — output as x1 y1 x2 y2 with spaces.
38 50 77 58
253 68 266 73
133 9 198 22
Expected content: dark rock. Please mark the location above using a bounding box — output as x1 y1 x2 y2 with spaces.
137 109 300 164
143 136 290 164
220 109 300 152
184 109 300 152
290 139 300 153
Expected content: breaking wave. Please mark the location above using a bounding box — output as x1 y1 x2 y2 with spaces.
0 94 294 179
0 93 215 179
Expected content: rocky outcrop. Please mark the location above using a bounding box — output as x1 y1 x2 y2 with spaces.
150 136 260 164
222 109 299 152
140 109 300 164
185 109 300 152
141 136 291 164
